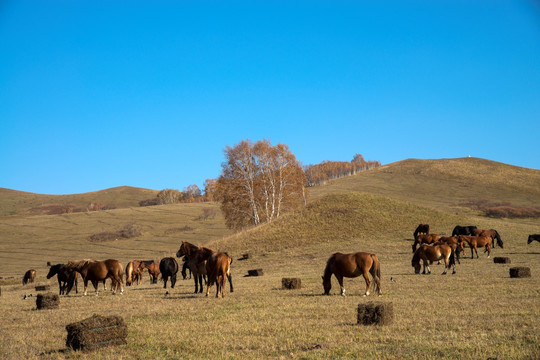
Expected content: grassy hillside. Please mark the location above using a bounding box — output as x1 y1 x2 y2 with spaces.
309 157 540 213
0 157 538 359
0 186 159 217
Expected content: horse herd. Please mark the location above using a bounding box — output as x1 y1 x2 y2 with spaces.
20 229 540 298
34 242 233 298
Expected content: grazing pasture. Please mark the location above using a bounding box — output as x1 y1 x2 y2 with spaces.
0 158 539 359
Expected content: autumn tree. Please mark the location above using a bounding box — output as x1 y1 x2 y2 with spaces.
215 139 307 230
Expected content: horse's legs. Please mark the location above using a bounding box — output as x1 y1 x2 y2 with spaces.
442 257 448 275
228 273 233 293
485 244 491 258
362 271 371 296
474 246 479 259
171 274 177 289
58 278 63 295
91 280 99 296
336 275 345 296
83 279 89 296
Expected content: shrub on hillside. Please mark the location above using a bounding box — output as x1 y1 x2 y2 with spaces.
139 198 163 207
462 198 540 218
89 223 142 242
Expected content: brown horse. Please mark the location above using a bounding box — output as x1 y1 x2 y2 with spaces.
412 244 456 275
125 260 143 286
46 262 78 295
458 235 494 259
138 260 161 284
473 229 503 248
22 269 36 285
412 233 440 253
436 236 465 263
413 224 430 240
67 259 124 295
196 247 232 298
322 252 381 296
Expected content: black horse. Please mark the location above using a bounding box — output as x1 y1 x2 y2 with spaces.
413 224 430 239
159 257 179 289
46 263 78 295
528 234 540 244
452 225 477 237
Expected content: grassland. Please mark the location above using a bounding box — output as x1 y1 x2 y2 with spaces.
0 158 539 359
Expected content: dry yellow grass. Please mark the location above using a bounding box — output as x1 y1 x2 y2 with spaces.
0 158 539 359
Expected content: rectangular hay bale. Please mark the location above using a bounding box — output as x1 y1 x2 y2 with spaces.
36 293 60 310
247 269 264 276
66 314 127 352
35 285 51 291
509 267 531 278
357 302 394 326
493 257 511 264
282 278 301 289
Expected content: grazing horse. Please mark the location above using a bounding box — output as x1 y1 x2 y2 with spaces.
22 269 36 285
159 257 179 289
473 229 503 248
67 259 124 296
176 242 234 294
139 260 160 284
413 224 430 240
452 225 477 237
528 234 540 244
412 244 456 275
46 262 78 295
458 235 494 258
412 233 440 253
125 260 143 286
197 247 233 298
322 252 382 297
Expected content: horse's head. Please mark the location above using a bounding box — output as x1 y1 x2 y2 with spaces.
46 264 61 279
176 242 188 258
528 235 533 244
411 253 421 274
322 276 331 295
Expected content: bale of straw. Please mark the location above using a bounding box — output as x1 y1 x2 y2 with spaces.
282 278 301 290
509 267 531 278
66 314 127 352
35 285 51 291
247 269 264 276
357 302 394 326
238 253 250 261
493 257 511 264
36 293 60 310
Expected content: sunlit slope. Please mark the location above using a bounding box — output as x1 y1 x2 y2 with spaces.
308 157 540 211
209 192 468 255
0 186 158 216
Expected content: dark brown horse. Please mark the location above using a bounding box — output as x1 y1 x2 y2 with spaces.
125 260 143 286
473 229 503 248
138 260 160 284
322 252 381 296
413 224 430 240
67 259 124 295
412 233 440 252
22 269 36 285
528 234 540 244
458 235 494 258
46 262 78 295
412 244 456 275
197 247 233 298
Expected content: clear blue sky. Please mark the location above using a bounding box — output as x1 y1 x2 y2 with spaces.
1 1 539 195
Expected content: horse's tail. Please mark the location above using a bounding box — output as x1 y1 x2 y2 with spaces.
495 231 503 248
449 247 456 267
125 262 133 285
370 254 381 295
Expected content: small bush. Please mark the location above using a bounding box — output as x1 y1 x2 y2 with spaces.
89 223 142 242
139 198 163 207
462 199 540 218
197 208 217 220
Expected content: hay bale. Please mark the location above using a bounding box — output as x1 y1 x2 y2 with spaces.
357 302 394 326
238 253 250 261
282 278 301 289
493 257 511 264
247 269 264 276
35 285 51 291
509 267 531 278
36 293 60 310
66 314 127 352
